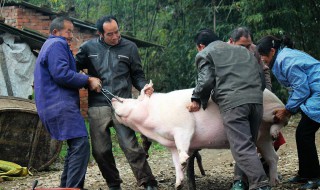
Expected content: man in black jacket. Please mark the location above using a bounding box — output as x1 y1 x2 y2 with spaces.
76 15 157 190
187 28 271 190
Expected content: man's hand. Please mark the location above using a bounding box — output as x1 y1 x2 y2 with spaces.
273 108 291 123
187 101 200 112
88 77 101 92
144 84 154 97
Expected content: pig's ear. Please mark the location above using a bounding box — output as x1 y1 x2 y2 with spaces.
149 80 153 87
138 85 147 101
138 80 153 101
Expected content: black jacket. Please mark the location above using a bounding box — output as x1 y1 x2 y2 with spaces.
76 37 148 107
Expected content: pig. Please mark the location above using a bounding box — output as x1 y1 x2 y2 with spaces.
111 84 289 189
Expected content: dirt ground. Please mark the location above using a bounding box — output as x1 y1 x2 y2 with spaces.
1 114 320 190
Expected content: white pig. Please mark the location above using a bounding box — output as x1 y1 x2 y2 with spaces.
111 85 289 189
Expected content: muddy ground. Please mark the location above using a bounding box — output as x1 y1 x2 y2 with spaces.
1 114 320 190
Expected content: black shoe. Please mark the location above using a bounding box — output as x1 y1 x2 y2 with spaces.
144 180 158 190
144 185 157 190
287 175 311 184
109 185 122 190
230 180 248 190
298 180 319 190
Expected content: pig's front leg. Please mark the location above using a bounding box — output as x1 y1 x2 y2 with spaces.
170 147 185 190
173 125 195 167
256 133 280 186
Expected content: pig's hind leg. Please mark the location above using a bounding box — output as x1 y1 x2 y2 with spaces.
256 137 280 186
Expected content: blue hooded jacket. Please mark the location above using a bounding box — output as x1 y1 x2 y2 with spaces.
272 48 320 123
34 35 89 140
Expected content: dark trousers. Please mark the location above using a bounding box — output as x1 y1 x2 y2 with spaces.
297 112 320 178
60 136 90 188
223 104 269 190
88 106 156 187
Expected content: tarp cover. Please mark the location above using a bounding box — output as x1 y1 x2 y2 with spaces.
0 33 35 99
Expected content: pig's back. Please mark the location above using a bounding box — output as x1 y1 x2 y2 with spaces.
147 89 196 126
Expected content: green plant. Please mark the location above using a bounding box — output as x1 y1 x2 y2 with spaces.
136 133 166 155
110 128 166 158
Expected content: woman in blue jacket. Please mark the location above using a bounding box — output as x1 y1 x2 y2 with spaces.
257 35 320 190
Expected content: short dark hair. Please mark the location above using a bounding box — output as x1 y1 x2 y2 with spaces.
49 16 72 33
194 28 220 46
96 15 119 34
230 27 252 42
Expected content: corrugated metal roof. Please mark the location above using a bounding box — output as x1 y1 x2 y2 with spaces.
0 22 46 50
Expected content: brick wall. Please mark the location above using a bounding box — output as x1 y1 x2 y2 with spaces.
3 6 51 35
2 5 96 118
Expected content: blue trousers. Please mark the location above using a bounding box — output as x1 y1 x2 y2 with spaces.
60 136 90 188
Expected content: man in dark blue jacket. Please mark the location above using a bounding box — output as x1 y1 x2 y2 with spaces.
34 16 101 189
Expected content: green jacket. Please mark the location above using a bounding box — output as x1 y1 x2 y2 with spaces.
192 41 264 112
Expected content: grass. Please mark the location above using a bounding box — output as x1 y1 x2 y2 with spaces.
58 120 166 160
